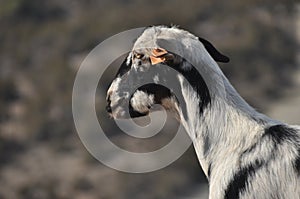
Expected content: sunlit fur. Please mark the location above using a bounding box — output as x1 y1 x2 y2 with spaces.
106 26 300 199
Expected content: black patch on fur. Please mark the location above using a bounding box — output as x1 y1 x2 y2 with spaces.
179 62 211 114
207 163 212 178
242 125 298 158
198 37 230 63
128 84 172 118
138 84 172 104
128 102 148 118
166 59 211 115
116 53 132 77
264 125 300 175
224 160 263 199
296 148 300 175
264 125 298 144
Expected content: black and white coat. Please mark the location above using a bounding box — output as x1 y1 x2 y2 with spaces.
106 26 300 199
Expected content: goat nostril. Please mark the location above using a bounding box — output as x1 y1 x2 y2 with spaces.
106 105 112 113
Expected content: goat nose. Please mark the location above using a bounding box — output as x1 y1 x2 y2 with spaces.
106 95 112 113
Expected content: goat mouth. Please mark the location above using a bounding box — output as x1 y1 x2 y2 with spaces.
107 105 149 119
129 107 148 118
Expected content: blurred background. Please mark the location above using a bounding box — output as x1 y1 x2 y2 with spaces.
0 0 299 198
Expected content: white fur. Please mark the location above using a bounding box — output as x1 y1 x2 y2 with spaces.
130 90 154 113
153 75 159 83
107 26 300 199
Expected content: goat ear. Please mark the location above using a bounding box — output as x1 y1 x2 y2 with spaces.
198 37 230 63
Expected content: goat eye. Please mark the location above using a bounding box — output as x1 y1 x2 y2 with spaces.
135 53 144 59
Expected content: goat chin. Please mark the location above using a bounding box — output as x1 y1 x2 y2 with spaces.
109 106 149 119
110 103 168 120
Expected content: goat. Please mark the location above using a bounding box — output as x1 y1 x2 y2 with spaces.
106 26 300 199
